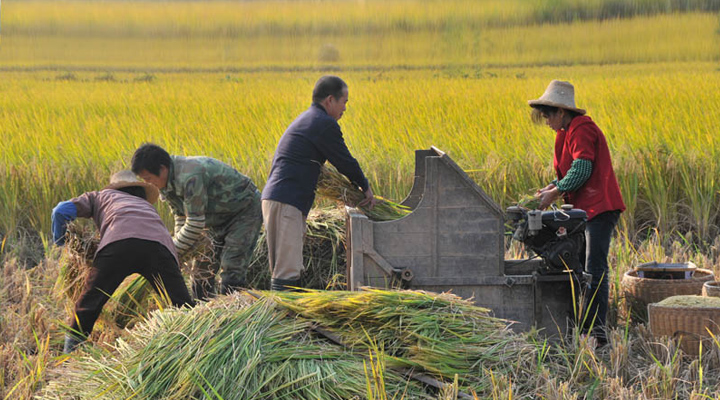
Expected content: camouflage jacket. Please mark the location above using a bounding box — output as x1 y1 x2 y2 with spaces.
161 156 258 253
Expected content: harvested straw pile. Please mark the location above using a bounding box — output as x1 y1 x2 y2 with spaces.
248 207 346 290
316 165 410 221
267 289 536 392
40 292 435 400
40 289 536 399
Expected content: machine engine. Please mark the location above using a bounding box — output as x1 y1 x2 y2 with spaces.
506 205 587 275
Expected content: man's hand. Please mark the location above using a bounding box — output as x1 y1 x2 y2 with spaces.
357 187 377 210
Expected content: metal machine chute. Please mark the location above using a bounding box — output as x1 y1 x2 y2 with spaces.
346 147 588 336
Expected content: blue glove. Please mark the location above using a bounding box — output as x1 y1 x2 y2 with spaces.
52 201 77 246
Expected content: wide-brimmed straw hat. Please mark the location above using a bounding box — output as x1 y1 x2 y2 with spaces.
528 80 586 115
104 170 159 204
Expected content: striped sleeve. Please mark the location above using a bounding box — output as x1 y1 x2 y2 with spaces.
556 159 593 193
173 215 205 253
174 215 186 236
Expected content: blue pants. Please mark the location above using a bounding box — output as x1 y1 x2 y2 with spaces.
583 210 621 336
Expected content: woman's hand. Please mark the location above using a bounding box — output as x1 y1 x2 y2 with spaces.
536 185 561 209
535 183 556 196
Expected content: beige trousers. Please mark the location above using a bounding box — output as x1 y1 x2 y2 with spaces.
261 200 307 280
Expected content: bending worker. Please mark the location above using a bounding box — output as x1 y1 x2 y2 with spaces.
262 75 376 291
529 80 625 346
52 171 195 353
132 143 262 299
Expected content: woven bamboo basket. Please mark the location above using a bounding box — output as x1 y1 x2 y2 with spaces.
703 281 720 298
622 267 714 322
648 297 720 356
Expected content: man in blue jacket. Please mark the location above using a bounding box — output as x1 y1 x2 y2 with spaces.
262 76 375 290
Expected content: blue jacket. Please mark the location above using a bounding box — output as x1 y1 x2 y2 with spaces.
262 103 369 215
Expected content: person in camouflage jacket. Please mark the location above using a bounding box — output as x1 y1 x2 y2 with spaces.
131 143 262 299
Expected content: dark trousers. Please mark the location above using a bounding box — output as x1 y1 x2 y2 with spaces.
583 210 620 336
191 192 262 300
70 238 194 337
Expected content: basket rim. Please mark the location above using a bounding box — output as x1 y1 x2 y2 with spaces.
623 268 714 281
635 261 698 272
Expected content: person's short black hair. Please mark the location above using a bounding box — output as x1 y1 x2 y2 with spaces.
131 143 171 176
312 75 348 104
115 185 147 200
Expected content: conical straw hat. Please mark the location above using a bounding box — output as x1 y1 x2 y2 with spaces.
528 80 586 115
104 170 160 204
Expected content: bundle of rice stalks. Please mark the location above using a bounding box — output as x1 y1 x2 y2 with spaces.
54 222 98 302
39 294 431 400
248 207 347 290
179 231 216 270
106 275 157 329
516 193 541 210
317 165 411 221
265 288 537 394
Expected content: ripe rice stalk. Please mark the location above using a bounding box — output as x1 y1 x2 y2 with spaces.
317 165 411 221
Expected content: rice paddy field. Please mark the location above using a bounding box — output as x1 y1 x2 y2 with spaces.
2 0 720 398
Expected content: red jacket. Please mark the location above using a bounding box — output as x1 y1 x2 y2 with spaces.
554 116 625 220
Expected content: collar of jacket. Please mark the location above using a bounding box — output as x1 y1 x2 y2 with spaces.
161 156 177 196
311 102 328 114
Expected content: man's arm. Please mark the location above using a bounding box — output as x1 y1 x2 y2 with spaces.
315 124 370 192
173 175 207 254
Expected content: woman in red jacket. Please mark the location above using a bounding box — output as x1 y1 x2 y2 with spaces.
529 80 625 346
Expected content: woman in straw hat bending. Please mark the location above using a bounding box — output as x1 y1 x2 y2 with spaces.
52 170 195 353
529 80 625 346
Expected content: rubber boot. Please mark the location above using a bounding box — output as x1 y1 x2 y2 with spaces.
271 278 302 292
63 334 85 354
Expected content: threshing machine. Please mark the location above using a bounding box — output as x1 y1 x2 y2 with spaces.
345 147 589 336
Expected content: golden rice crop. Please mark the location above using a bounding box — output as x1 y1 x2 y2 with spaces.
1 1 715 69
2 61 720 247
